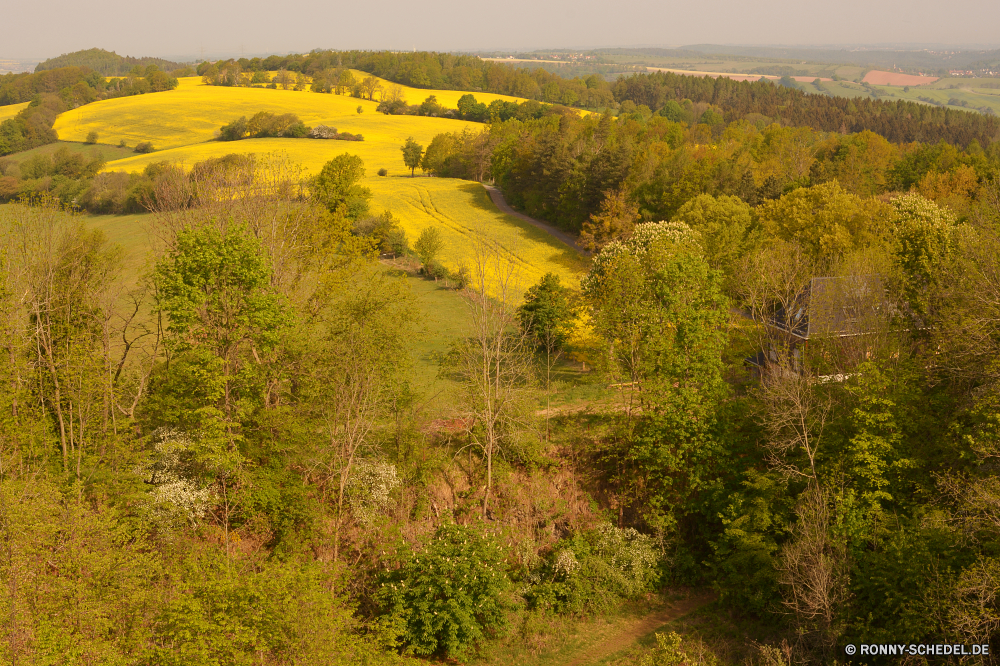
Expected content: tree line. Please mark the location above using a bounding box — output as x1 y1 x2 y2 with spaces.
197 49 999 149
420 107 999 237
1 64 179 106
216 112 364 142
612 70 1000 148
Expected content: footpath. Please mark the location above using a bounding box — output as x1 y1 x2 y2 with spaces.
483 184 590 256
563 591 717 666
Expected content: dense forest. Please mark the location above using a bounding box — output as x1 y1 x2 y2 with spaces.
420 105 998 235
3 110 1000 663
34 48 185 76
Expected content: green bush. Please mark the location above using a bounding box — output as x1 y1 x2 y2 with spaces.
526 523 660 615
85 130 99 144
150 550 372 665
377 168 388 176
376 523 513 659
134 141 155 154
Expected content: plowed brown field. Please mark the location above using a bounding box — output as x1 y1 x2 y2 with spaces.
862 70 938 86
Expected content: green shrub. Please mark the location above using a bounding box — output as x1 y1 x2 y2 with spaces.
151 550 372 665
85 130 99 144
377 168 388 176
526 523 659 615
376 523 513 659
134 141 155 154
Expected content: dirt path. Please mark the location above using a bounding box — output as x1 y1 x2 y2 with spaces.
563 591 717 666
483 184 590 256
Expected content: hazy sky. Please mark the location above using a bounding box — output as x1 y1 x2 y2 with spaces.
4 0 1000 60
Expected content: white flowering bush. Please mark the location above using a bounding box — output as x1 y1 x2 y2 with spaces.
526 523 661 614
139 429 216 527
552 549 581 579
593 523 660 595
347 459 399 525
582 220 702 296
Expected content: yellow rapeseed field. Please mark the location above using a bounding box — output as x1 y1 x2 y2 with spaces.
371 177 585 296
54 76 523 150
100 115 470 175
0 102 29 122
57 77 585 298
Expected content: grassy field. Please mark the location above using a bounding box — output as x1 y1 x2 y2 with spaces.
813 78 1000 114
0 102 29 122
604 52 1000 115
604 53 866 81
1 140 136 166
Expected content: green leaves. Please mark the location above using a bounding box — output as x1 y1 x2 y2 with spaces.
154 224 286 359
517 272 574 351
375 524 512 659
311 153 372 217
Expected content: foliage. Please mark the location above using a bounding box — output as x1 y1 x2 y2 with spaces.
218 111 310 141
579 188 640 252
527 523 660 614
755 181 885 265
413 225 444 268
517 272 574 351
312 153 372 218
889 192 958 320
347 459 400 525
354 210 409 256
376 523 513 659
0 479 160 664
585 220 729 538
670 193 754 275
35 48 183 76
150 550 371 665
400 136 424 177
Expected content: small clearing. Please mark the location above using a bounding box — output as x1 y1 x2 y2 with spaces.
563 590 717 666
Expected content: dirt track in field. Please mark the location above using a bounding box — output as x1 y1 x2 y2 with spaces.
562 590 717 666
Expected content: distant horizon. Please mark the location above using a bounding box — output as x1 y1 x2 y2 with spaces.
5 0 1000 63
6 42 1000 66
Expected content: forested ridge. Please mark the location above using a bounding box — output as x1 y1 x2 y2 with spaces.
35 48 185 76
